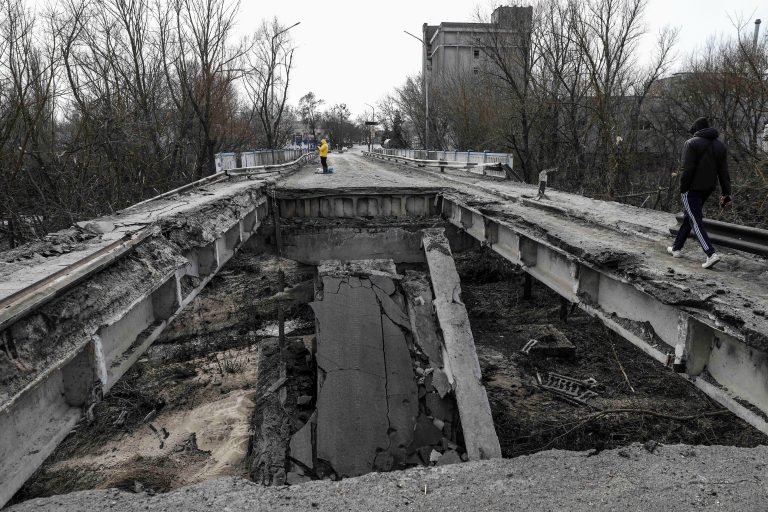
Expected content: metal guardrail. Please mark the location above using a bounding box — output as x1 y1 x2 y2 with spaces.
670 215 768 257
216 149 311 172
366 149 515 180
377 148 514 168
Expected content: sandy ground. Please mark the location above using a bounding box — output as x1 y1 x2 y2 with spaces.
9 443 768 511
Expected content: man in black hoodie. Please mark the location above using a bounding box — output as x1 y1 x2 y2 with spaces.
668 117 732 269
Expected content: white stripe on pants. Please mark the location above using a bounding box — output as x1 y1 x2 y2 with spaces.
682 192 709 252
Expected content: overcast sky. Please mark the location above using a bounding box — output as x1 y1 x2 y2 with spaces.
238 0 766 119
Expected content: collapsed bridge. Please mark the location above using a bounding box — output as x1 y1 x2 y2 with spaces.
1 150 767 507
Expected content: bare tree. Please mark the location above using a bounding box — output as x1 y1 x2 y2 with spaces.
298 91 323 145
244 17 296 149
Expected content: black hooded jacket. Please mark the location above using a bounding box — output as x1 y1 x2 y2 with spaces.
680 127 731 195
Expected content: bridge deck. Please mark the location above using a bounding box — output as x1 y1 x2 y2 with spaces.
297 151 768 347
0 178 267 308
2 149 768 506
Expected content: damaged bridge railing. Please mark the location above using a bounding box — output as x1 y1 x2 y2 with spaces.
0 151 317 507
670 215 768 258
367 148 518 180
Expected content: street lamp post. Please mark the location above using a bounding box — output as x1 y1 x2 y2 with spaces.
365 103 375 152
404 30 429 151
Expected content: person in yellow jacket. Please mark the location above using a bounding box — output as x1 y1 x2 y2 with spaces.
318 138 330 173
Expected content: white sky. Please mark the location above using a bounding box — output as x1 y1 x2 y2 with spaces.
239 0 766 119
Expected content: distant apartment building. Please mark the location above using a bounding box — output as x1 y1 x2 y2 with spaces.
422 5 533 80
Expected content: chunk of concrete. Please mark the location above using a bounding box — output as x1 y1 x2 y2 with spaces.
425 392 455 422
431 367 452 398
422 229 501 460
402 271 443 366
370 274 396 295
520 325 576 359
374 286 411 331
410 413 443 450
289 414 314 470
436 449 462 466
76 220 115 234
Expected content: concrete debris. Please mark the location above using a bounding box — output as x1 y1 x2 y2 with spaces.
289 414 314 470
373 286 412 331
265 376 288 395
296 395 312 406
370 274 396 295
431 368 452 398
285 472 312 485
520 325 576 359
422 229 502 460
402 271 444 366
75 220 115 234
410 414 443 449
307 260 467 479
316 259 401 280
437 449 462 466
425 392 455 423
537 372 599 405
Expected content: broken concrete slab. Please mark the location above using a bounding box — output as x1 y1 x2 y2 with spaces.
425 392 455 423
374 285 412 331
289 414 314 470
315 369 388 477
310 284 383 376
422 229 501 460
520 325 576 359
370 274 396 295
402 271 444 366
410 414 443 450
317 259 401 280
431 368 452 398
381 315 419 465
75 220 115 234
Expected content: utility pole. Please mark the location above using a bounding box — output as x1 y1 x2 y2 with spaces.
404 30 429 150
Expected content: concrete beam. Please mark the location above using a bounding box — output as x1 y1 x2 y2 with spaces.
422 229 502 460
440 195 768 435
0 197 267 507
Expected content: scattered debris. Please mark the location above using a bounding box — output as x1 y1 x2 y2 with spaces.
520 325 575 359
536 372 599 405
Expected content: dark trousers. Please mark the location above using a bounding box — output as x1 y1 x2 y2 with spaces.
673 190 715 256
320 156 328 172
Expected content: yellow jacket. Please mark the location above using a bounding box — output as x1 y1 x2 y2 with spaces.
318 139 329 157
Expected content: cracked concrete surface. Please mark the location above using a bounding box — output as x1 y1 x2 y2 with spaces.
304 259 469 478
309 261 418 477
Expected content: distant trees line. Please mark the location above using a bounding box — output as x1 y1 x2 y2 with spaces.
296 92 365 148
0 0 298 246
381 0 767 227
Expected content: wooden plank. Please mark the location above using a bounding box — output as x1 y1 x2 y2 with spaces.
422 229 502 460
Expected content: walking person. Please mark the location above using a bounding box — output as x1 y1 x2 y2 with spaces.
668 117 732 269
318 138 330 173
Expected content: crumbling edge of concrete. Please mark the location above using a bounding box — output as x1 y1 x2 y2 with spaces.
422 229 502 460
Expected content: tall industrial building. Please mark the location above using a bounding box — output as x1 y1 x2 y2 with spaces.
422 5 533 80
